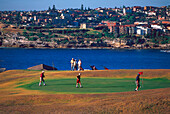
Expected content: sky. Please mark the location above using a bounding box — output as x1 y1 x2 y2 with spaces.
0 0 169 11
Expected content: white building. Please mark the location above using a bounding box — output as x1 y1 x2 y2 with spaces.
148 11 157 16
87 17 94 21
60 13 71 19
151 24 163 30
134 22 148 25
136 26 151 35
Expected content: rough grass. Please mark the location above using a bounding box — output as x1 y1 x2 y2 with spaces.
0 69 169 114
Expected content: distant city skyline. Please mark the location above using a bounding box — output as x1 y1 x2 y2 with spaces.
0 0 169 11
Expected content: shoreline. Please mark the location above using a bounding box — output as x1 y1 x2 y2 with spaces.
2 69 170 72
1 46 170 50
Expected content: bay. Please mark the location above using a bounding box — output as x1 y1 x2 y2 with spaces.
0 48 170 70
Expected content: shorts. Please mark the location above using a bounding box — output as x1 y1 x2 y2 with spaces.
77 79 80 83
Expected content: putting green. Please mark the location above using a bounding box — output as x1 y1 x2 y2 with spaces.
18 78 170 94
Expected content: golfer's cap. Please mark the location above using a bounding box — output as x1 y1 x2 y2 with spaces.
79 73 81 75
42 71 44 73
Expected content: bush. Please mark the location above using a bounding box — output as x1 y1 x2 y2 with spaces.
23 32 28 37
28 37 38 41
161 40 168 44
136 38 145 44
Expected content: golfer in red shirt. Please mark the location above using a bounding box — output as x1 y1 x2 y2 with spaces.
39 71 46 86
76 73 82 88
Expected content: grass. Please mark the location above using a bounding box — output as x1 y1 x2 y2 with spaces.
86 30 102 34
0 69 169 114
18 78 170 94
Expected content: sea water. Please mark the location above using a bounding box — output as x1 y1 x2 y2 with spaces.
0 48 170 70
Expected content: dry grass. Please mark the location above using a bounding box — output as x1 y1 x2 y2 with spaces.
0 69 169 113
3 28 24 34
0 88 169 114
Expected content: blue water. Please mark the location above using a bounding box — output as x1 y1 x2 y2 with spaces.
0 48 170 70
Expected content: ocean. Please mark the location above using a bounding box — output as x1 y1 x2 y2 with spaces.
0 48 170 70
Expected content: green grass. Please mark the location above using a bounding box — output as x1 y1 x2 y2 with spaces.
86 30 101 34
18 78 170 94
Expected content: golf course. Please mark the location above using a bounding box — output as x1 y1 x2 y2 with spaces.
0 69 170 113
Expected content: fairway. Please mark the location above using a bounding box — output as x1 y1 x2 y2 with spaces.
18 78 170 94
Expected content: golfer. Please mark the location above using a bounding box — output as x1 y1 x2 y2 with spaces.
39 71 46 86
135 73 140 91
74 59 77 71
76 73 82 88
70 58 74 71
78 59 82 71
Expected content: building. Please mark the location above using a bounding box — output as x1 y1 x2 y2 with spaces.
60 13 71 20
136 26 151 35
133 6 142 12
148 11 157 16
119 25 128 34
22 16 27 21
134 22 148 25
73 21 79 27
123 7 132 15
80 23 87 29
102 21 119 31
110 25 119 35
151 24 163 30
144 6 157 11
53 19 67 25
114 24 137 35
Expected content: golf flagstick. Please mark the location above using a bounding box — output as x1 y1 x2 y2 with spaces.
142 72 143 88
141 72 143 89
142 77 143 88
139 72 143 89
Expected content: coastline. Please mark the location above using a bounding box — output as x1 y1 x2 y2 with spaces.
0 45 170 50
